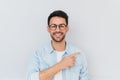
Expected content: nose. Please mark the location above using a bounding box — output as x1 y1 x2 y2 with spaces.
55 26 60 31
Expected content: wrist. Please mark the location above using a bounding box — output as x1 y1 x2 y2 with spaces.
57 61 65 70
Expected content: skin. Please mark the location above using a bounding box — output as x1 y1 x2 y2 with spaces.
47 16 69 51
39 16 80 80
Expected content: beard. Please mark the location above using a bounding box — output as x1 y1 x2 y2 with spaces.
51 32 65 42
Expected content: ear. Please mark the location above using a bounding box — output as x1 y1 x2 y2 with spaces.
66 25 69 32
47 26 50 33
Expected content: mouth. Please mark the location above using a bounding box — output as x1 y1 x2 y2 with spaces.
53 32 63 37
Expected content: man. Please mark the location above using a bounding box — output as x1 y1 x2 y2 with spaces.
27 10 88 80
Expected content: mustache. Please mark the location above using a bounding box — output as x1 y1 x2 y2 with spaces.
53 32 63 35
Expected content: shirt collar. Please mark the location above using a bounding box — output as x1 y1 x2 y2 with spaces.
47 41 70 55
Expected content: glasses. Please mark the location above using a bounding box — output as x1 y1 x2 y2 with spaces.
48 24 67 31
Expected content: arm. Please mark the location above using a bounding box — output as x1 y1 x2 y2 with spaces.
40 52 80 80
27 50 79 80
39 61 63 80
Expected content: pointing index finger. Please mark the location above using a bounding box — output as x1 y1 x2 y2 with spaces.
70 52 80 57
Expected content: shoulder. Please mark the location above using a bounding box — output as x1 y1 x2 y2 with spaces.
67 43 83 55
67 44 86 60
34 42 52 56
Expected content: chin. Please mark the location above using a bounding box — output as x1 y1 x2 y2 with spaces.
51 35 65 42
54 39 63 42
52 38 64 42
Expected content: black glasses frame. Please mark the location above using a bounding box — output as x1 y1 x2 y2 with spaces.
48 24 67 31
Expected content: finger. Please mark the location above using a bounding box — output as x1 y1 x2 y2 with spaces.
70 52 80 57
72 60 75 65
72 58 75 62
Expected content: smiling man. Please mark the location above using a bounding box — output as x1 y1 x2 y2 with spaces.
27 10 88 80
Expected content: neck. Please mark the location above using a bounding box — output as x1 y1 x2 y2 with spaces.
52 40 66 51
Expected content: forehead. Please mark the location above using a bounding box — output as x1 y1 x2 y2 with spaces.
49 16 66 24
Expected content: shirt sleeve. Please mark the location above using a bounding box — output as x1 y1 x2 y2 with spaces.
79 52 89 80
27 50 40 80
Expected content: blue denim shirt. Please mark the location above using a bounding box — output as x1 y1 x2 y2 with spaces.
27 42 88 80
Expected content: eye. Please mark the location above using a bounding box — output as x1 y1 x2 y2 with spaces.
49 24 57 28
59 24 66 28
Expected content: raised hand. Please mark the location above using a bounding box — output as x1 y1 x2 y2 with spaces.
59 52 80 69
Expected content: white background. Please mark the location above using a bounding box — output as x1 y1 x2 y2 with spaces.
0 0 120 80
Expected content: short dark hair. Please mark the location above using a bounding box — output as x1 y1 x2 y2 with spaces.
48 10 68 25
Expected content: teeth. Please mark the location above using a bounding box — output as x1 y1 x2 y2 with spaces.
55 33 61 37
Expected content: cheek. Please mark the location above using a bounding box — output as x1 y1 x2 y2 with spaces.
64 30 68 34
49 31 55 35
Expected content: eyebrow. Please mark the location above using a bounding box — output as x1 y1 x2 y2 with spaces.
49 23 67 25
